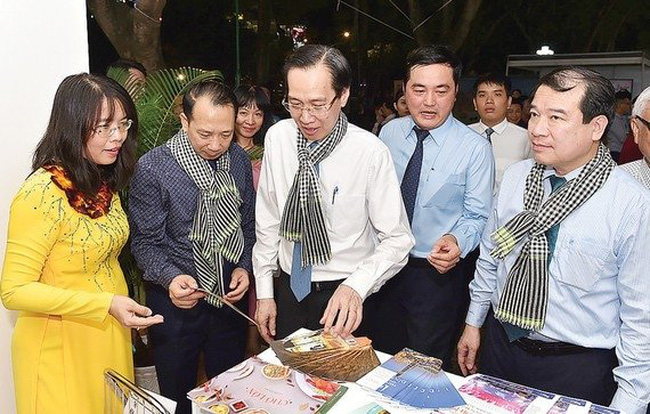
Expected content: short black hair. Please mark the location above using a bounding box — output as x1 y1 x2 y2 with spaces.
182 79 237 120
473 73 512 97
282 44 351 97
530 66 615 125
615 89 632 101
33 73 138 196
108 59 147 77
233 84 273 146
404 45 462 86
510 97 524 107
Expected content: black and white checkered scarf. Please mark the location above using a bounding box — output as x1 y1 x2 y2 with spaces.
279 113 348 268
491 144 615 330
167 130 244 307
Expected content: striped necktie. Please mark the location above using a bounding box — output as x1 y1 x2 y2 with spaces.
485 127 494 144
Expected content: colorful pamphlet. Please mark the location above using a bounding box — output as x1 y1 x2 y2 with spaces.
452 374 616 414
357 348 465 410
457 374 556 414
188 356 345 413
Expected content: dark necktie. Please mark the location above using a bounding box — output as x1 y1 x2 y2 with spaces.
485 127 494 144
501 174 567 342
545 175 567 262
290 142 319 302
400 127 429 223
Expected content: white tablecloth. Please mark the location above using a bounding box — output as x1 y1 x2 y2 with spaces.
191 343 465 414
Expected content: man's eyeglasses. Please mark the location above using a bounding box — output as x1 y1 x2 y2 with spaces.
635 115 650 130
93 119 133 139
282 96 338 117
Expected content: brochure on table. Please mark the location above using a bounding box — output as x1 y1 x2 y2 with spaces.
357 348 465 411
188 356 345 414
440 374 621 414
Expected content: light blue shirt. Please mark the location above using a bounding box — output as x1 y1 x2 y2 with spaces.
379 115 494 257
466 159 650 414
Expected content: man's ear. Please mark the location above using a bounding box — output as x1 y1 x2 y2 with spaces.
590 114 609 142
180 112 189 132
339 87 351 108
631 118 640 145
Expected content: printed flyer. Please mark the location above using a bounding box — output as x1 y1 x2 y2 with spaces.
188 356 344 413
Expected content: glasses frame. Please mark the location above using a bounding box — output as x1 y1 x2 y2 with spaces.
93 119 133 139
282 95 338 117
635 115 650 130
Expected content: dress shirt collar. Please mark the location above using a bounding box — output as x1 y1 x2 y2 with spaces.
405 114 455 146
542 163 584 182
477 118 508 136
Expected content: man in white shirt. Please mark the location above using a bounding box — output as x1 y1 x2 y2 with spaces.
621 86 650 188
469 73 531 191
253 44 414 342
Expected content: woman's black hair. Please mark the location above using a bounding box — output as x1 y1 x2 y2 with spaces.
233 84 273 146
32 73 138 196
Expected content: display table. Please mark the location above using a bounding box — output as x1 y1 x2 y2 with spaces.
190 331 612 414
190 342 466 414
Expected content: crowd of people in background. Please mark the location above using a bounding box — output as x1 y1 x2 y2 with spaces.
2 43 650 414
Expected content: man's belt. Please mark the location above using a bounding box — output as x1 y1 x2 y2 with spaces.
515 337 592 356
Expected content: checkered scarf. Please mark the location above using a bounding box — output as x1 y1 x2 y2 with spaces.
279 113 348 268
167 130 244 307
492 144 615 330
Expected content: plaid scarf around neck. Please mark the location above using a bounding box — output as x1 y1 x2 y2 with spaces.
279 113 349 268
492 144 615 330
167 130 244 307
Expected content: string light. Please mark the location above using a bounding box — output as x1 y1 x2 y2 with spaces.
115 0 162 24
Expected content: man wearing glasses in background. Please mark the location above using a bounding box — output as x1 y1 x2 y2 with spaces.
253 44 414 342
621 86 650 188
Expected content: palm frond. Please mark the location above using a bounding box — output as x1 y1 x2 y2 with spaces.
106 66 145 101
137 67 223 154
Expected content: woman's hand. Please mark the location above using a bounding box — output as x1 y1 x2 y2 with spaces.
109 295 164 330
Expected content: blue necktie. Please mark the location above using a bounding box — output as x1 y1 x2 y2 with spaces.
401 127 429 224
291 242 312 302
290 143 319 302
501 174 567 342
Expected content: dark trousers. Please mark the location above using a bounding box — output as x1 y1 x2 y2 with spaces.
480 311 618 405
361 251 477 371
274 271 344 340
146 262 247 414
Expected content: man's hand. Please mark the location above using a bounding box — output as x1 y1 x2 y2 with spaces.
224 267 250 303
169 274 205 309
457 324 481 376
109 295 164 329
319 285 363 338
428 234 461 274
255 298 277 343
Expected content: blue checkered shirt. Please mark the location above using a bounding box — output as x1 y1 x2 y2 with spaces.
128 141 255 288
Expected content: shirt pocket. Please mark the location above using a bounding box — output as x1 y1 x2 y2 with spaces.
327 194 367 238
421 173 465 209
550 238 608 292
